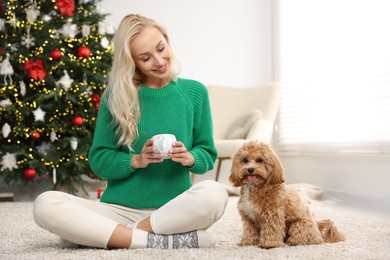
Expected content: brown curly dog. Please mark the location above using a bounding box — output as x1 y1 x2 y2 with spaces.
229 141 345 249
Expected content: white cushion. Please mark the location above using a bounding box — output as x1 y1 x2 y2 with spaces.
226 109 262 139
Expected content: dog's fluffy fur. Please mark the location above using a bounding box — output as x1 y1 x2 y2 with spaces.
229 141 345 249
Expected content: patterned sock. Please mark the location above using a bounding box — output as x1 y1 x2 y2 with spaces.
129 229 215 249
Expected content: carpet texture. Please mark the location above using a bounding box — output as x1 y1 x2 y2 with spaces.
1 191 390 260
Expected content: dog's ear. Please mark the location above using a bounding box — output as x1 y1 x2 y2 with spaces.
266 146 285 185
229 152 243 187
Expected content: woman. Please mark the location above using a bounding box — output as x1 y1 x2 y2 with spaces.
33 14 228 249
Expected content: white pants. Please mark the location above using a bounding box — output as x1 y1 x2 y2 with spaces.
33 180 228 248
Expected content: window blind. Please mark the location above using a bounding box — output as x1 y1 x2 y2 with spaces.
276 0 390 154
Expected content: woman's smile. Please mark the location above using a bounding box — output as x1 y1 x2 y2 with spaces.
154 63 168 74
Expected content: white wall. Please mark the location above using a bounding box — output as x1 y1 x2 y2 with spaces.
101 0 273 86
101 0 390 212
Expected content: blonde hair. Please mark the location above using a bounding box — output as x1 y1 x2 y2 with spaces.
106 14 181 150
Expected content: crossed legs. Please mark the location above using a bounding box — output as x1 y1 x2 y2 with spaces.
34 180 228 249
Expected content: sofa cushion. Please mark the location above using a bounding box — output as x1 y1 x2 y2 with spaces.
226 109 263 139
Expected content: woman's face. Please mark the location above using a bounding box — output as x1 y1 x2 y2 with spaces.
130 26 172 86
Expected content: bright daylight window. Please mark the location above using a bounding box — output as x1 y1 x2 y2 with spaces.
276 0 390 154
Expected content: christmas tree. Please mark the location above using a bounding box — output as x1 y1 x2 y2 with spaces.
0 0 114 193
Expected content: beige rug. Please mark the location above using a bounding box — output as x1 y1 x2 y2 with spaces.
1 191 390 260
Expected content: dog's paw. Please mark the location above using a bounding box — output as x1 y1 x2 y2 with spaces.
238 239 258 247
287 236 323 246
258 241 285 249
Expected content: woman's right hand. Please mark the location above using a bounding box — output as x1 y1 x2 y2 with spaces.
131 138 164 169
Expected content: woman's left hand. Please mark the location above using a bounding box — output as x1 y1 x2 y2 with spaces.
169 141 195 167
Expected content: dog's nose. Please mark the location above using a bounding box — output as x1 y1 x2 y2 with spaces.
248 168 254 174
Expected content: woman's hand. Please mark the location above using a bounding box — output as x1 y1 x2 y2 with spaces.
169 141 195 167
131 139 164 169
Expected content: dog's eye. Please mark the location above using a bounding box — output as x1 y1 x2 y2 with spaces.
242 158 248 163
256 158 263 163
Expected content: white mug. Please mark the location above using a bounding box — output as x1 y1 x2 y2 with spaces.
152 134 176 159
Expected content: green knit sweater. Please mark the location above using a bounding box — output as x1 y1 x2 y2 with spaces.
88 78 217 208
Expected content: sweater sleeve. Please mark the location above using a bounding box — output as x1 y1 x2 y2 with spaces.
188 84 217 174
88 94 135 179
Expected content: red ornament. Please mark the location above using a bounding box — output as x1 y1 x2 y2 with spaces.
24 168 37 180
55 0 75 17
72 115 84 126
23 59 48 81
91 93 100 103
77 46 91 59
31 131 40 140
93 102 100 111
50 49 62 60
91 94 101 111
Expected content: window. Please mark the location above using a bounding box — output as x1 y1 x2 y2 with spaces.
276 0 390 154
